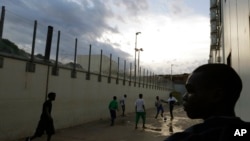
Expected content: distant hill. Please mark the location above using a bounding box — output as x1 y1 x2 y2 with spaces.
0 38 30 59
0 38 83 69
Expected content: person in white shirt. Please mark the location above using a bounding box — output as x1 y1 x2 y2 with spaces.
120 94 127 116
167 93 178 119
155 96 164 119
135 93 146 129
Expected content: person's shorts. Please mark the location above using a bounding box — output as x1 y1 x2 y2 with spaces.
122 105 125 110
34 118 55 137
110 109 116 119
157 106 164 112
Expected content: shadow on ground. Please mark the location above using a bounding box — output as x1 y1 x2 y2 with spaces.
16 106 202 141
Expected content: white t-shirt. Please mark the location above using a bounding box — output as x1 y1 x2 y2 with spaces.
135 99 145 112
167 97 178 106
120 97 126 106
167 97 177 103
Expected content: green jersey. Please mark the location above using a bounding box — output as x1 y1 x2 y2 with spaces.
109 100 118 110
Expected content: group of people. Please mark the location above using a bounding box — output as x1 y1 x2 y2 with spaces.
108 93 147 129
154 94 178 120
26 63 250 141
108 94 127 126
108 92 178 129
107 63 250 140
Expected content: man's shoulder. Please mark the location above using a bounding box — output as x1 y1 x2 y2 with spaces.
136 98 143 101
135 98 144 103
164 132 190 141
110 100 116 104
165 118 250 141
44 100 52 105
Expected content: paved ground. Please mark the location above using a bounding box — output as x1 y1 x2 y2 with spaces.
16 106 202 141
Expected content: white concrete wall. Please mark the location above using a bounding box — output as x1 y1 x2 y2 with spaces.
0 57 169 140
221 0 250 121
77 54 119 75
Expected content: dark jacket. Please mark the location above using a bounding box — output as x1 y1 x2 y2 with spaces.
165 116 250 141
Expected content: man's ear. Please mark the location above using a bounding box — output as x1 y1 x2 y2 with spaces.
212 88 224 103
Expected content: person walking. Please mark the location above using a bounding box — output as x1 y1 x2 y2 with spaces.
120 94 127 116
167 93 178 120
26 92 56 141
109 96 118 126
154 96 164 119
135 93 146 129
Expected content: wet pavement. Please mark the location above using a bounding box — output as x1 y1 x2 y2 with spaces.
16 106 202 141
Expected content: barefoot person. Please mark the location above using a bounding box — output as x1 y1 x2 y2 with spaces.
167 93 177 119
155 96 164 119
120 94 127 116
26 92 56 141
135 93 146 129
109 96 118 126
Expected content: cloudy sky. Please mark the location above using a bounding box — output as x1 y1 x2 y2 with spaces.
0 0 210 74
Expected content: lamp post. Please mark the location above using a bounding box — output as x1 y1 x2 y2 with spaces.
137 48 143 75
134 32 141 84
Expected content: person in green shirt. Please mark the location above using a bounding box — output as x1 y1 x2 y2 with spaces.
109 96 118 126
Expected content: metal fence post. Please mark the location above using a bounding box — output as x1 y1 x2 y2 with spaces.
123 60 126 85
26 20 37 72
0 6 5 39
108 54 112 83
116 57 119 84
98 50 103 82
129 63 132 86
52 30 60 76
44 26 53 62
86 44 91 80
71 38 77 78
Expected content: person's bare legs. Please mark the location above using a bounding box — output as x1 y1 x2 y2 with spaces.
47 134 52 141
25 134 37 141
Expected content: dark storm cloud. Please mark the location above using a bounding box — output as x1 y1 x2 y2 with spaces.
166 0 191 17
119 0 149 15
9 0 117 38
1 0 131 61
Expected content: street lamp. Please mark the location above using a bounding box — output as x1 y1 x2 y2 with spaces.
137 48 143 75
134 32 141 84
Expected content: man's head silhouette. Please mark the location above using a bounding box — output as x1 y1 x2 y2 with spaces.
183 64 242 120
